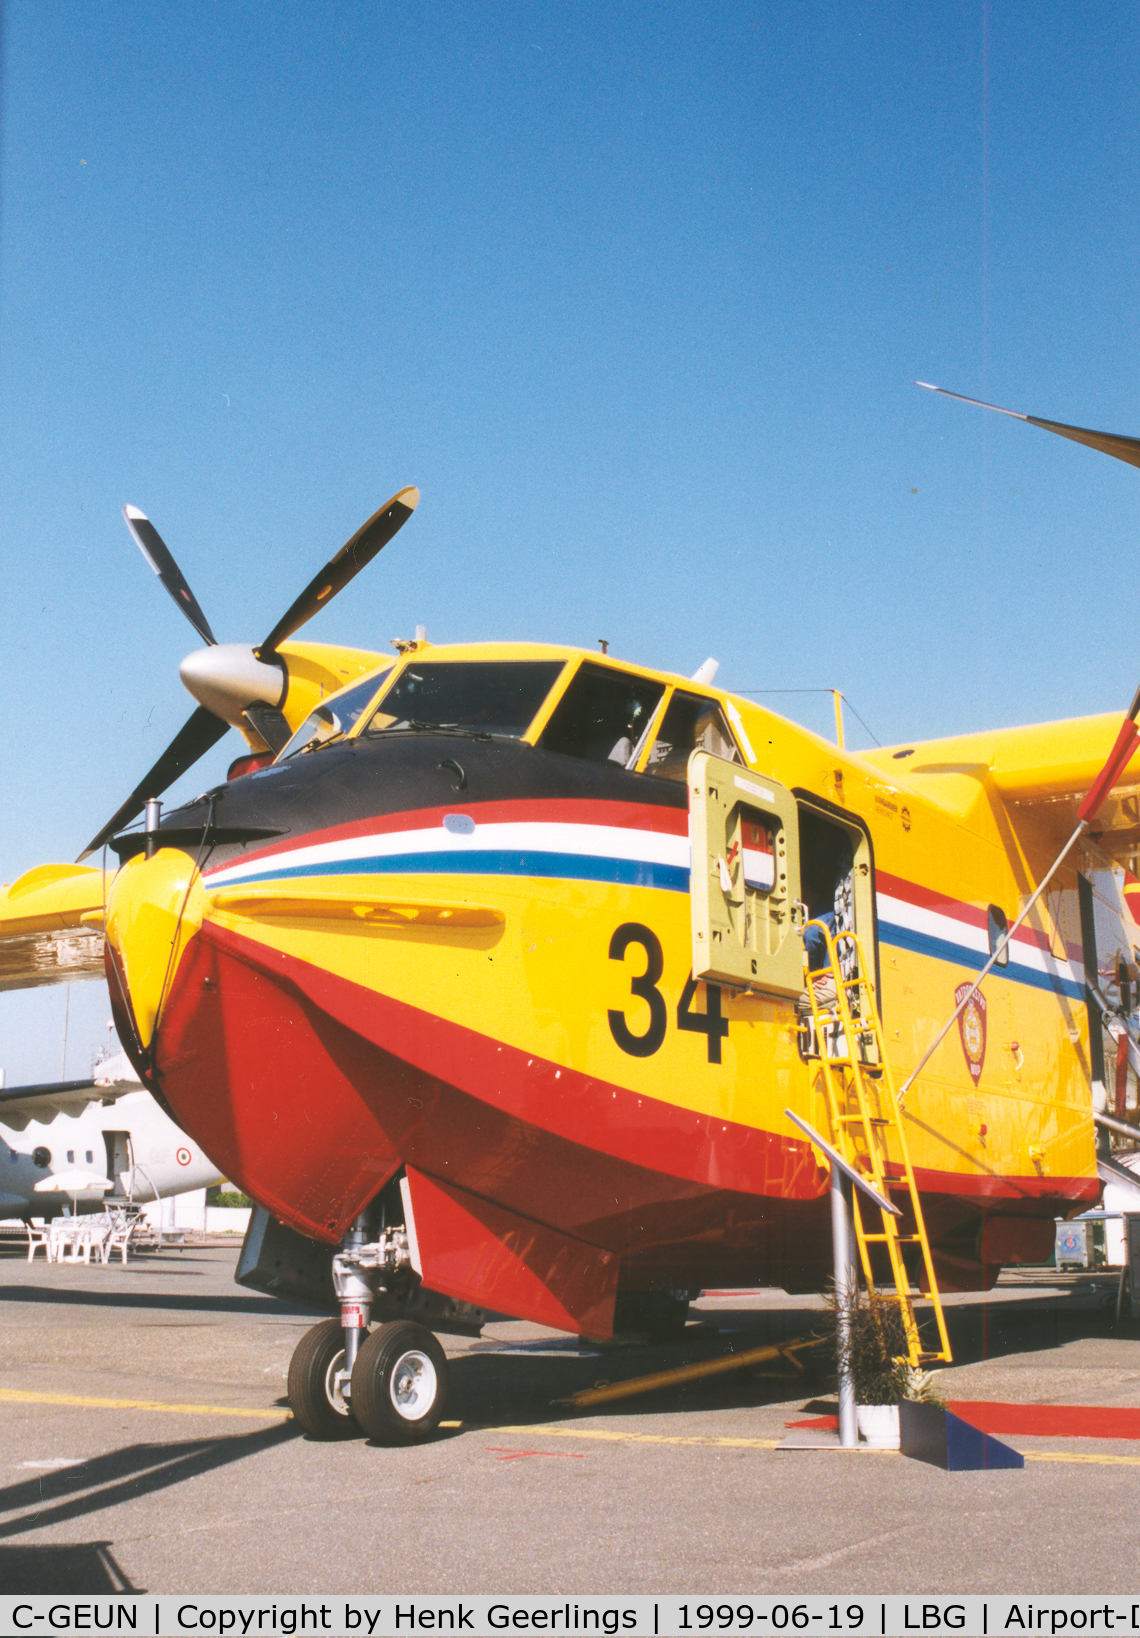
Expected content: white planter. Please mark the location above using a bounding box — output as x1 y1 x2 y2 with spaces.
856 1404 900 1448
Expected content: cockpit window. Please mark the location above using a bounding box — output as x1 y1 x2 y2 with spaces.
642 691 740 781
539 663 666 767
279 671 391 759
362 661 564 739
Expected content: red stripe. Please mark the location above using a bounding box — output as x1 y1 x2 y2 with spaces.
204 796 688 877
910 1165 1098 1204
877 871 1053 956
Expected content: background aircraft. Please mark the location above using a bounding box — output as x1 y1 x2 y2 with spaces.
0 1048 222 1221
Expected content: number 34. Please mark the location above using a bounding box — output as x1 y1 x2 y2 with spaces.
607 922 729 1064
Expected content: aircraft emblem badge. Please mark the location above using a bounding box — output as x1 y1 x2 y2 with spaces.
955 983 987 1085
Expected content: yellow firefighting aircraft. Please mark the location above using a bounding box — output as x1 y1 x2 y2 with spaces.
3 407 1140 1445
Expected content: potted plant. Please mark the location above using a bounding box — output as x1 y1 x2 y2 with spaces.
823 1283 943 1448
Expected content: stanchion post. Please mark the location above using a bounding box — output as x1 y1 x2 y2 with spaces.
831 1163 858 1448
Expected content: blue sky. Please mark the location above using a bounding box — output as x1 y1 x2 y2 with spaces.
3 0 1140 1079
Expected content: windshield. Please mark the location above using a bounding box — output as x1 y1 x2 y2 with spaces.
362 660 564 739
278 671 390 759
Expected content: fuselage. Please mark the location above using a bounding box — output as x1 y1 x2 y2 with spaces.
103 639 1104 1333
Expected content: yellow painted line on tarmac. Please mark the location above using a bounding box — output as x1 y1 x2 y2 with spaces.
485 1424 1140 1466
0 1387 291 1420
487 1422 783 1450
1023 1449 1140 1467
4 1394 1139 1465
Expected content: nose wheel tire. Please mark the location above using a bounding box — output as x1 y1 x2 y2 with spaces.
287 1319 360 1440
350 1320 449 1444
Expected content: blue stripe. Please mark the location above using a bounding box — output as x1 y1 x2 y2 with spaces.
219 849 692 894
879 919 1085 1001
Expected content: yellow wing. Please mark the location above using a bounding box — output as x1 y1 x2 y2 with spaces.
863 710 1140 864
0 863 110 991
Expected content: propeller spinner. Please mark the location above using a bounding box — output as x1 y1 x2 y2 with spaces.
80 487 419 859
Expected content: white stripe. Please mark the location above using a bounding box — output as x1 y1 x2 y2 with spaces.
877 891 1080 986
207 820 690 888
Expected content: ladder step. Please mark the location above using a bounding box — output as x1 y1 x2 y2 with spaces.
813 920 952 1371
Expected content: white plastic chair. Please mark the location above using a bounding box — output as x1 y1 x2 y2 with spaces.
100 1215 135 1265
26 1224 52 1262
64 1227 95 1264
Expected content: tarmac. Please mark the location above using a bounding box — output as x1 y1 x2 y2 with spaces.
0 1239 1137 1599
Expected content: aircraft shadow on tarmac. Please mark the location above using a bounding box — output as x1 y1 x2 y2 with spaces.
0 1282 317 1317
441 1321 829 1428
0 1539 139 1594
439 1289 1138 1429
935 1281 1138 1366
0 1423 298 1554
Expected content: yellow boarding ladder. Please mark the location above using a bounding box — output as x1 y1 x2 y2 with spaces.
802 919 952 1367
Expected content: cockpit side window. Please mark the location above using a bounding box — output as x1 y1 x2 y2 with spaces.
641 691 740 781
278 671 392 759
538 663 666 767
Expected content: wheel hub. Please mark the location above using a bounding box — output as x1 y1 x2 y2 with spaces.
390 1350 437 1419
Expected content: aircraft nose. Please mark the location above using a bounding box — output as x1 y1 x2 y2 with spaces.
105 848 206 1052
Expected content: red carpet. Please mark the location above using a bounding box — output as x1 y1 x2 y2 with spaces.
785 1404 1140 1440
945 1401 1140 1440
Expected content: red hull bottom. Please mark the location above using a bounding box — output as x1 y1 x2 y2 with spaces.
136 921 1086 1332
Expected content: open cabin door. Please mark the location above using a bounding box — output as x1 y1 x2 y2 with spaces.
796 799 877 987
689 751 803 996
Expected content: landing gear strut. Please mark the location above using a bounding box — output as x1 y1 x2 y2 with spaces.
285 1205 451 1444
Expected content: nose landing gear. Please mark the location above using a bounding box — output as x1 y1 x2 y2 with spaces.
288 1315 450 1443
284 1203 456 1444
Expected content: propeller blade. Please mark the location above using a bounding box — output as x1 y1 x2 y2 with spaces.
79 705 230 860
258 486 419 656
916 383 1140 473
123 506 218 646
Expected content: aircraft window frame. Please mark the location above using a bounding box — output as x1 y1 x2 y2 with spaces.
520 659 579 744
628 689 674 772
635 688 741 781
278 669 393 760
360 659 567 742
